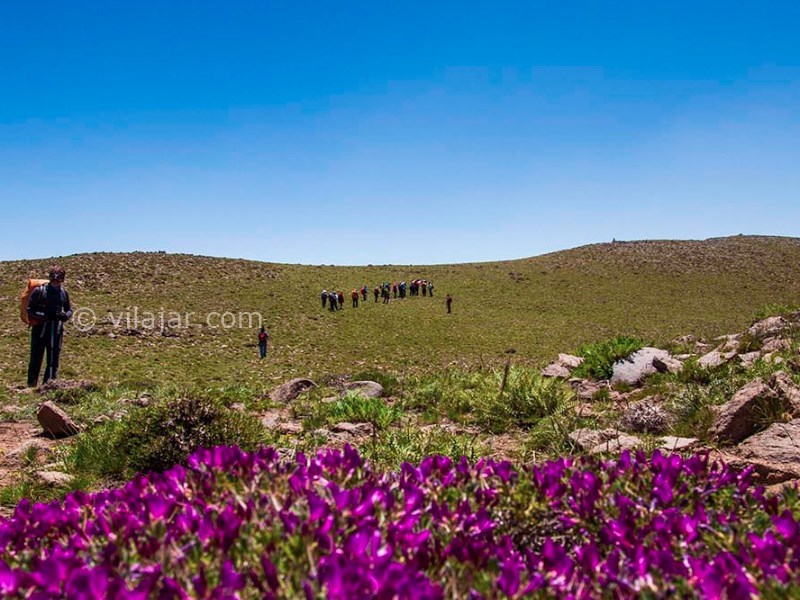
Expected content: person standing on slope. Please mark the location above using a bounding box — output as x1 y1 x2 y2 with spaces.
27 266 73 387
446 294 453 314
321 290 328 309
258 325 269 359
351 288 359 308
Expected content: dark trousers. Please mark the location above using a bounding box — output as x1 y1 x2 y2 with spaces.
28 322 62 387
352 299 358 308
259 342 267 358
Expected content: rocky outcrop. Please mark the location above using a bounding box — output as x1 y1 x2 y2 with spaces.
343 381 384 399
611 348 678 386
568 428 641 454
570 378 606 401
36 402 80 438
269 378 317 403
698 349 737 369
708 379 780 445
542 354 585 379
748 316 788 339
770 371 800 415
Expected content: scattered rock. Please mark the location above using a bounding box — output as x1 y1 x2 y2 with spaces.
708 379 781 445
7 439 52 461
557 354 584 369
36 379 98 395
277 422 303 435
739 352 761 368
343 381 384 399
36 402 80 438
269 378 317 403
35 471 73 486
610 347 674 387
761 337 791 354
763 353 785 365
568 428 619 451
717 334 742 353
748 316 788 339
229 403 246 412
770 371 800 415
652 354 684 374
331 422 373 436
698 350 736 369
589 433 642 455
542 362 572 378
621 398 671 434
569 379 606 401
735 420 800 484
657 436 700 451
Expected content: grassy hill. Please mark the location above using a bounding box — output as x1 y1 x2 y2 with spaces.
2 235 800 392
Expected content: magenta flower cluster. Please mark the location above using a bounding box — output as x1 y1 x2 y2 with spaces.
1 446 798 598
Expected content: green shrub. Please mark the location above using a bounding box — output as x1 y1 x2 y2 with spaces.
753 303 799 322
328 393 402 430
68 396 266 477
359 427 485 470
573 335 644 380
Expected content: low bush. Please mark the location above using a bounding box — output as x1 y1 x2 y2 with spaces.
572 335 644 380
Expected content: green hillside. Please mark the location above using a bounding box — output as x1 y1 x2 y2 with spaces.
2 235 800 391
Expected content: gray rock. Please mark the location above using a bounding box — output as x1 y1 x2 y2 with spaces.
542 362 572 378
708 379 781 445
739 352 761 368
610 347 673 387
557 354 584 369
748 316 788 339
769 372 800 416
35 471 73 486
698 350 736 369
569 378 606 401
568 428 620 451
736 420 800 483
343 381 384 399
653 354 684 374
331 422 373 436
761 337 791 354
657 436 700 451
589 433 642 455
269 378 317 403
36 401 80 438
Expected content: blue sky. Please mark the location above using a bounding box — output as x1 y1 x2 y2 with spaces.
1 1 799 264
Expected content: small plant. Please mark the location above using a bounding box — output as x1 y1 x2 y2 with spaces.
753 303 799 322
329 393 402 431
620 399 672 434
572 335 644 380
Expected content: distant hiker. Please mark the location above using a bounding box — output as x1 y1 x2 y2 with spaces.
392 283 398 299
26 266 72 387
428 282 434 297
329 292 338 311
382 287 390 304
422 280 427 296
337 291 345 310
446 294 452 314
399 281 406 298
361 285 368 302
258 326 269 359
374 286 380 303
352 288 359 308
321 290 328 309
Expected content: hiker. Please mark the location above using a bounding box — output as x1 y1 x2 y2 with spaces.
27 266 72 387
428 282 434 297
329 291 338 311
373 286 380 303
382 287 390 304
446 294 452 314
258 326 269 359
321 290 327 309
352 289 359 308
392 283 398 299
399 281 406 299
422 280 427 296
337 291 345 310
361 285 368 302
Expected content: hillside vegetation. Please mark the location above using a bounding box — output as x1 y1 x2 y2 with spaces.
2 235 800 391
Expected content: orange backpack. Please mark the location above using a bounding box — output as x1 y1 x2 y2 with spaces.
20 279 49 326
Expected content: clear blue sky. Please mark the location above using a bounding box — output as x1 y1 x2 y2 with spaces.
2 1 799 264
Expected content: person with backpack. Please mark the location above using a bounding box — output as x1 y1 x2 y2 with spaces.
428 282 434 297
351 288 359 308
373 286 380 303
321 290 328 309
258 326 269 359
361 285 368 302
26 266 73 387
329 291 338 311
446 294 453 314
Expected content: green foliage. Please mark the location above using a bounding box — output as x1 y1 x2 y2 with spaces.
349 370 401 396
358 427 486 470
754 303 799 322
572 335 644 380
328 393 402 430
67 396 266 477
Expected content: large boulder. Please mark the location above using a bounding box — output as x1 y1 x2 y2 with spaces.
36 401 80 438
343 381 384 399
708 379 782 445
610 347 673 387
748 316 788 339
269 378 317 403
735 420 800 484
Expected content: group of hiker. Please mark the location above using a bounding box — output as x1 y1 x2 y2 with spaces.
320 279 444 311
